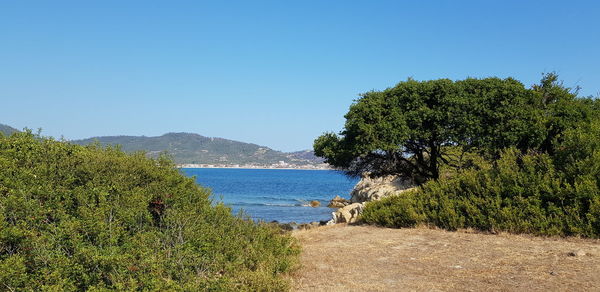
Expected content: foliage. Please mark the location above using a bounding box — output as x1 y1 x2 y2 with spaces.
363 142 600 237
532 73 597 154
0 132 299 291
314 74 589 182
325 73 600 238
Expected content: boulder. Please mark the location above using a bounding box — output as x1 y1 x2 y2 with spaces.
309 200 321 207
327 195 350 208
268 220 295 231
326 174 415 225
278 223 294 231
349 174 415 203
331 203 365 224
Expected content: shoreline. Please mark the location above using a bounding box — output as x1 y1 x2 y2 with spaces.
178 166 333 171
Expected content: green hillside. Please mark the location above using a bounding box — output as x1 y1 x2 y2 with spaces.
0 123 19 136
72 132 320 166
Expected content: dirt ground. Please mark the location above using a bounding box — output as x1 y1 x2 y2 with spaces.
291 224 600 292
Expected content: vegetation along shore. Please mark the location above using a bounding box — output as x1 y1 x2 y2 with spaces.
3 1 599 290
316 73 600 238
1 73 599 291
0 132 299 290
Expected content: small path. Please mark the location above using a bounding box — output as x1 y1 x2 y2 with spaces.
291 224 600 292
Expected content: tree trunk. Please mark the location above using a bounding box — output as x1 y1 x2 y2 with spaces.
429 143 440 180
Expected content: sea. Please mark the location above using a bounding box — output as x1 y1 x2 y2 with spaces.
180 168 358 223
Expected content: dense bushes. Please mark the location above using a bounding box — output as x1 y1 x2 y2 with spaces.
363 141 600 237
0 132 298 291
317 73 600 238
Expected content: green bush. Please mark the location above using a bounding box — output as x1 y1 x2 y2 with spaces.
363 146 600 238
0 132 299 291
321 74 600 238
361 190 423 228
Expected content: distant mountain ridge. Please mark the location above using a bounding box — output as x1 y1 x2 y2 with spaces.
71 132 324 167
0 123 19 136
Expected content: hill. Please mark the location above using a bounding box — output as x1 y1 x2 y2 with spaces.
72 132 325 167
0 123 19 136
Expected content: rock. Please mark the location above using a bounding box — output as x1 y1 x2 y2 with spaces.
349 174 415 203
326 173 415 225
309 200 321 207
567 250 586 257
267 220 295 231
279 223 294 231
327 195 350 208
298 222 321 230
332 203 365 224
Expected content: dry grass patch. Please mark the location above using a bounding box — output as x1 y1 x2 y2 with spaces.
291 224 600 292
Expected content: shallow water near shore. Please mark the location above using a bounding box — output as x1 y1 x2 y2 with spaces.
181 168 358 223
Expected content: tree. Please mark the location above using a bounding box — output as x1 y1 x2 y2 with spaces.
531 73 596 154
314 75 575 183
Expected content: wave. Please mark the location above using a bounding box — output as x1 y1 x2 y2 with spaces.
230 202 302 207
251 195 324 202
266 203 303 207
230 201 325 207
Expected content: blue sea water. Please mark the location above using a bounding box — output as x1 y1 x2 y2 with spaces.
180 168 358 223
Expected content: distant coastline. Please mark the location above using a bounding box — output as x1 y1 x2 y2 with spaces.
177 163 332 170
71 132 326 168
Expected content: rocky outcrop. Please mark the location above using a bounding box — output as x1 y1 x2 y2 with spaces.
329 174 415 224
331 203 365 224
327 195 350 208
349 174 414 203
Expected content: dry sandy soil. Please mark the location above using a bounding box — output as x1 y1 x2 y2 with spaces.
291 224 600 292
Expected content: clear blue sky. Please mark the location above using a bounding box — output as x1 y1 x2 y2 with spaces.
1 1 599 151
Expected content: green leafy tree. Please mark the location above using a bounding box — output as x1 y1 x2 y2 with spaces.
314 77 543 182
532 73 596 154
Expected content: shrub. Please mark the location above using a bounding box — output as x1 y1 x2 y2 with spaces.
0 132 299 291
361 190 422 228
363 147 600 238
